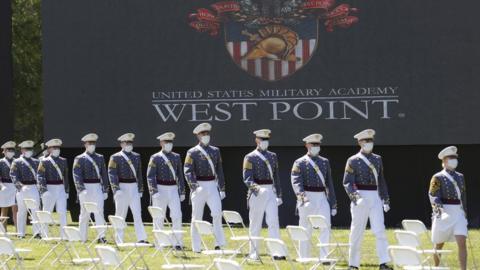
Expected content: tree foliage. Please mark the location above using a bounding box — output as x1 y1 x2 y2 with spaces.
12 0 42 143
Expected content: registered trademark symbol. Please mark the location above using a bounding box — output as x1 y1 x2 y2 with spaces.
398 113 406 118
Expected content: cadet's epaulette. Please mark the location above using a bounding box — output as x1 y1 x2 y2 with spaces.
185 154 193 165
345 162 354 173
148 159 156 168
291 163 300 173
243 159 252 170
38 162 45 172
108 159 117 169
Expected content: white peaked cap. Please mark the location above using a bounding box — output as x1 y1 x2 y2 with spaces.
81 133 98 142
45 138 63 147
193 123 212 134
118 133 135 142
303 133 323 144
353 129 376 141
253 129 271 139
18 140 34 148
438 146 458 160
157 132 175 141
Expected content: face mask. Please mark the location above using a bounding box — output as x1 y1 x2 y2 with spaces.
362 142 374 153
309 146 320 156
86 145 96 154
24 151 33 158
123 144 133 153
5 151 15 159
447 159 458 169
163 143 173 153
200 135 210 145
51 149 61 157
259 140 269 151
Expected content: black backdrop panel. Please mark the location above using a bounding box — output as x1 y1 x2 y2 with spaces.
61 145 480 228
0 0 14 143
42 0 480 147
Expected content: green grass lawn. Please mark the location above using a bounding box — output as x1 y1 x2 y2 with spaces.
2 222 479 269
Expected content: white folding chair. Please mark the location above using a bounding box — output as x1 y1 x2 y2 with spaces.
83 202 110 247
388 246 450 270
23 198 40 242
193 220 240 270
222 210 263 264
148 206 184 253
152 230 204 269
286 226 337 270
36 210 72 266
0 217 20 238
0 237 31 269
308 215 349 262
95 245 132 270
63 226 100 268
394 230 451 265
108 215 152 269
214 258 242 270
264 238 297 270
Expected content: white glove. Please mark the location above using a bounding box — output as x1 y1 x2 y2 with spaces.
383 204 390 213
114 190 123 200
65 193 69 200
276 197 283 206
21 185 28 192
180 194 186 202
103 193 108 200
356 197 364 206
0 184 5 191
152 192 161 199
219 191 226 200
139 192 143 198
331 209 337 216
79 189 87 200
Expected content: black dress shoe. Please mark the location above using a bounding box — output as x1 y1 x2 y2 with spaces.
18 235 25 239
379 264 393 270
175 246 183 251
97 237 107 244
273 256 286 260
348 266 359 270
214 246 221 250
33 234 42 239
137 240 149 244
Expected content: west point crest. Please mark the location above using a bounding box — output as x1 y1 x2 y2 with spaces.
189 0 359 81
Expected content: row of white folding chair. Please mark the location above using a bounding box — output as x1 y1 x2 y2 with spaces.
0 237 31 269
148 206 188 258
388 246 450 270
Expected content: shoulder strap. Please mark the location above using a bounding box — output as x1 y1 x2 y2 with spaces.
158 151 177 180
82 153 101 179
1 158 12 168
46 157 64 181
195 145 216 177
19 157 37 180
304 155 326 186
355 152 378 185
253 150 274 180
440 170 462 207
119 152 137 179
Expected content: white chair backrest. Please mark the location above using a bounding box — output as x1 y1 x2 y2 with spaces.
153 230 173 247
0 222 6 234
23 198 37 210
308 215 329 229
287 225 309 241
214 258 242 270
83 202 99 214
63 226 83 242
265 238 288 257
0 237 15 255
108 215 127 230
36 211 54 224
223 211 243 224
193 220 213 235
388 246 421 266
96 245 121 266
394 230 420 248
401 220 428 236
148 206 165 219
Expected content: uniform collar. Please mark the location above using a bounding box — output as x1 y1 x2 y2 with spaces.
360 151 373 157
121 150 132 155
85 151 95 156
256 148 268 154
198 143 209 149
445 168 456 174
21 155 32 160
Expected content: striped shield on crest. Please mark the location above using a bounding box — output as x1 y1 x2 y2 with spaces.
225 18 318 81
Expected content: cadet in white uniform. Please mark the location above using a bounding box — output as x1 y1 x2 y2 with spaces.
0 141 18 232
73 133 110 243
184 123 226 252
243 129 283 260
343 129 393 270
291 134 337 259
10 140 41 238
108 133 148 243
147 132 186 249
37 139 69 238
429 146 468 270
